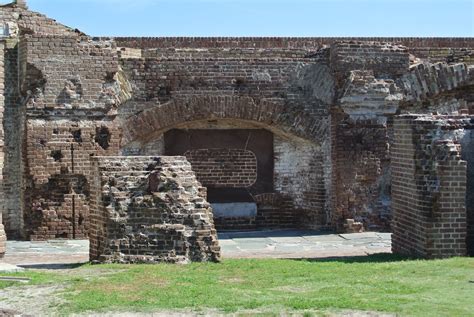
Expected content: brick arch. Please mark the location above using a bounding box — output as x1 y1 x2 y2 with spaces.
121 96 326 145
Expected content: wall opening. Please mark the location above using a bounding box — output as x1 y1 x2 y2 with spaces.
164 129 273 230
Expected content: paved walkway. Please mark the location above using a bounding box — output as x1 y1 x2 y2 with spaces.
1 230 391 267
220 230 391 259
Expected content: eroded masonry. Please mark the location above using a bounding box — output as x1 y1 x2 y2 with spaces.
0 0 473 261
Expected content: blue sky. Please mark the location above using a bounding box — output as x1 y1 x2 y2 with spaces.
18 0 474 36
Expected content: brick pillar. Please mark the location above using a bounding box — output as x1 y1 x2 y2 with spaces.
0 41 6 258
392 115 469 258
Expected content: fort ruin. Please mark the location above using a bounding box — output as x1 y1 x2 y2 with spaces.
0 0 472 261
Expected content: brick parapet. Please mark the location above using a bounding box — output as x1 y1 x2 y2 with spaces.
113 37 474 50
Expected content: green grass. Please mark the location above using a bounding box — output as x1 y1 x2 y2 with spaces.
2 254 474 316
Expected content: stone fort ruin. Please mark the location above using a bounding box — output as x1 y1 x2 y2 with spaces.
0 0 472 261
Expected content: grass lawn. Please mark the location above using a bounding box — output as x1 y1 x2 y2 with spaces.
1 254 474 316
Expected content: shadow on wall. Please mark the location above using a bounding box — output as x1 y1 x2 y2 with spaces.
461 130 474 256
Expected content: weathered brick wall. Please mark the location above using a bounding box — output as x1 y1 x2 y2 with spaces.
2 37 22 238
274 136 327 229
461 130 474 255
120 57 320 103
2 0 474 240
330 41 472 233
121 96 328 147
89 156 220 263
0 2 97 239
24 120 120 240
0 40 4 220
400 62 469 103
328 42 408 231
392 115 472 258
0 41 6 256
114 37 474 67
330 41 410 81
253 193 303 229
16 33 124 239
114 37 473 50
331 114 391 231
21 35 119 112
0 211 5 258
184 148 257 188
1 1 76 37
119 91 330 229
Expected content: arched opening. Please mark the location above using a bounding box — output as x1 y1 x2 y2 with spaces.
121 96 330 231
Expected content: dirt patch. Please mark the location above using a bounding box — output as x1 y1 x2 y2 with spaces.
0 308 33 317
0 284 66 316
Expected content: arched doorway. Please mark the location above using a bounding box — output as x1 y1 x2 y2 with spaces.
121 96 331 231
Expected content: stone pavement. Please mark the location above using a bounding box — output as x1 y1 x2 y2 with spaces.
3 240 89 267
219 230 391 259
1 230 391 267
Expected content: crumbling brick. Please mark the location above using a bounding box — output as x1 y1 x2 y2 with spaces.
89 156 220 264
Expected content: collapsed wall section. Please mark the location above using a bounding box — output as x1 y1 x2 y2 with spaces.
330 43 409 231
331 41 472 232
89 156 220 264
392 115 473 258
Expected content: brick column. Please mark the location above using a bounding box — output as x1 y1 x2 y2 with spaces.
392 115 469 258
0 40 6 258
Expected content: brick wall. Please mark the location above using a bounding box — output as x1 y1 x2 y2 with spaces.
21 35 119 112
0 40 4 223
185 148 257 188
0 210 5 258
331 114 391 231
114 37 474 50
17 33 124 239
461 130 474 256
2 36 22 238
121 57 318 103
0 40 6 255
330 41 410 81
121 96 328 148
3 1 474 241
392 115 472 258
1 2 76 37
23 120 120 240
274 136 327 229
89 156 220 263
114 37 473 68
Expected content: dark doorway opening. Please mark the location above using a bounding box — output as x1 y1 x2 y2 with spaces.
164 129 274 230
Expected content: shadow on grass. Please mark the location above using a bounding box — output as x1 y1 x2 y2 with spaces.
18 263 88 270
292 253 414 264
